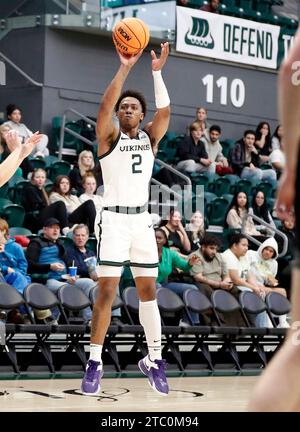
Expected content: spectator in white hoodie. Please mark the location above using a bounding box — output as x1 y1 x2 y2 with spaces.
247 237 289 328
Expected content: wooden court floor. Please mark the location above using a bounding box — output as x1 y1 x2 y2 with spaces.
0 375 259 412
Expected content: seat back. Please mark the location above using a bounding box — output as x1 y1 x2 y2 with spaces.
57 284 91 312
265 292 291 316
183 288 212 313
211 289 241 325
239 291 267 326
122 286 139 324
9 227 32 237
24 283 59 310
0 282 26 309
156 287 185 325
1 204 25 227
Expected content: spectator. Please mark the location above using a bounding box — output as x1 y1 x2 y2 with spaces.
255 121 272 162
200 0 220 13
4 104 49 158
276 216 296 298
189 234 244 325
225 192 261 237
185 210 205 251
201 125 232 175
155 228 200 326
222 233 272 327
69 150 102 195
269 139 285 176
230 130 276 182
26 218 94 323
191 107 210 133
176 121 212 174
79 173 103 212
49 175 96 233
0 123 32 178
160 209 191 255
247 237 289 328
0 218 31 323
22 168 69 234
271 125 283 151
249 190 276 236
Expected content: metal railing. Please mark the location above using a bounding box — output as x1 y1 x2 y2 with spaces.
241 212 288 258
0 50 43 87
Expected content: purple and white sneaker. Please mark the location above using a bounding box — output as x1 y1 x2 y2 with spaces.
81 360 103 395
138 355 169 396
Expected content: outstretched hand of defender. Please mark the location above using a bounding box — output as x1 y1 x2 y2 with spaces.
4 130 22 153
275 168 295 221
151 42 169 71
117 48 144 67
21 132 44 159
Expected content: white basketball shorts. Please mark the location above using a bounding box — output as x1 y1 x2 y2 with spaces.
95 210 158 278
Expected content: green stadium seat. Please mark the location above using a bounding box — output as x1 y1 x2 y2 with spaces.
234 178 254 196
44 179 54 194
9 227 32 236
47 160 71 182
9 179 30 205
207 197 231 226
29 157 46 170
0 204 25 227
0 198 13 210
44 155 59 168
210 176 232 197
254 180 277 198
221 139 235 159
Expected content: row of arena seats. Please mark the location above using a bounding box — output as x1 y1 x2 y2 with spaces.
0 282 290 373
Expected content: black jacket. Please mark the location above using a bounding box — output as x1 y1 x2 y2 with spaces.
176 136 208 162
23 184 47 212
26 235 66 274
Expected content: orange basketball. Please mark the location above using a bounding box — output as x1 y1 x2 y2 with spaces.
112 18 150 57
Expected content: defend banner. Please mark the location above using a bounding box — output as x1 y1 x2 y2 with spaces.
176 6 280 69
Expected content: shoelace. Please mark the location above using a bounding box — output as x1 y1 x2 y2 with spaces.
86 361 100 381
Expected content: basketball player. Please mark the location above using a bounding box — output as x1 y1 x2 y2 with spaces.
81 42 171 396
248 27 300 411
0 130 42 187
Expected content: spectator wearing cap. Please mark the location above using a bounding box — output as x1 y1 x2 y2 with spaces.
26 218 96 322
4 104 49 158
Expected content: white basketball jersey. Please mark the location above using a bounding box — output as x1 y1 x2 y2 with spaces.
99 129 154 207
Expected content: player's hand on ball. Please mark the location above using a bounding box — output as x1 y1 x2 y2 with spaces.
151 42 169 71
117 49 144 67
21 132 44 159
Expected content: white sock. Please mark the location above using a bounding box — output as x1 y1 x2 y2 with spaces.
139 299 162 362
89 344 103 363
278 315 290 327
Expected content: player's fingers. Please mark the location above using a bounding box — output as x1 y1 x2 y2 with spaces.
150 50 157 59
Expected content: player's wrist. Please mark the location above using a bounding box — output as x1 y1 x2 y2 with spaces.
152 70 170 109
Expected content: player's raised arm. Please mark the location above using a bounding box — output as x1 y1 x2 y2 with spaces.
144 42 171 155
96 49 143 157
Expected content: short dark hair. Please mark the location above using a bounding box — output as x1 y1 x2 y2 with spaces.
201 234 221 247
228 233 247 248
243 129 256 138
115 90 147 116
6 104 21 118
209 125 221 134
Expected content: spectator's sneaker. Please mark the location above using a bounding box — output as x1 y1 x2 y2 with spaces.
138 355 169 396
81 360 103 395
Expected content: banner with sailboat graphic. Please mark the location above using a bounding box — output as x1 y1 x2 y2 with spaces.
176 6 280 69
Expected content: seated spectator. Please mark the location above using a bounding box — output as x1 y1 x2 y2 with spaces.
79 173 103 212
49 175 96 234
23 168 69 234
255 121 272 162
155 228 200 326
160 209 191 255
4 104 49 158
269 139 285 176
0 218 31 323
271 125 283 151
249 190 276 236
230 130 276 182
200 0 220 13
185 210 205 251
0 123 32 178
69 150 102 195
26 218 95 323
222 233 272 327
189 234 244 326
176 122 212 174
226 192 261 237
247 237 289 328
276 216 296 298
190 107 210 133
201 125 233 175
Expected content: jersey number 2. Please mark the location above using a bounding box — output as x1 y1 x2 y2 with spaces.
132 154 142 174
